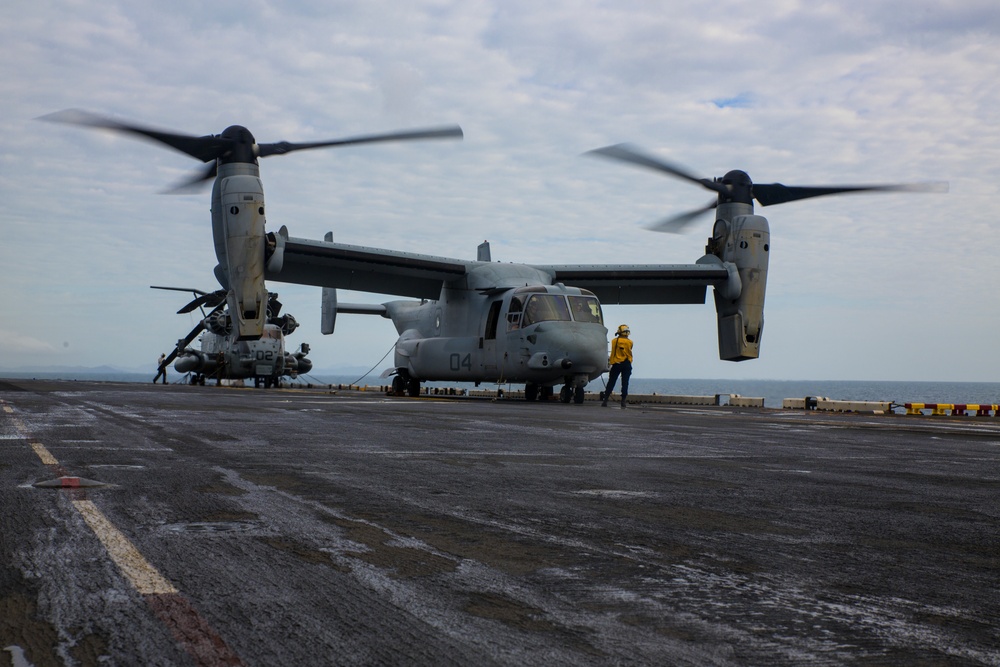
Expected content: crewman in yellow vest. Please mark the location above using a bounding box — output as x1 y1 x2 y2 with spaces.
602 324 633 409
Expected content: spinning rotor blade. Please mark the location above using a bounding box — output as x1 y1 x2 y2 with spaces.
587 142 948 231
43 110 463 192
751 182 949 207
163 163 218 194
645 199 718 234
586 144 726 194
257 125 464 157
40 109 230 163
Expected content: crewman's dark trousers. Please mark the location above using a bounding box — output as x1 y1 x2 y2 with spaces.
605 360 632 400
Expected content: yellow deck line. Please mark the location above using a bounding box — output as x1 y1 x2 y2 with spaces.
4 403 179 596
30 442 59 466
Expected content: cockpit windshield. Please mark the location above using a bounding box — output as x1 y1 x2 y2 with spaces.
509 290 604 329
568 296 603 324
522 294 572 326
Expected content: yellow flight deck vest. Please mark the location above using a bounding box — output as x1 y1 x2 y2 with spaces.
608 336 633 365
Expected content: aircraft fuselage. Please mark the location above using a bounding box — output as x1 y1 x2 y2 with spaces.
388 264 608 390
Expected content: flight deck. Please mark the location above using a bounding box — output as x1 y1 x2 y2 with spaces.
1 379 997 665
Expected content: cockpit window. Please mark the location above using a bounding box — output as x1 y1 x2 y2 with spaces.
506 296 524 331
568 296 603 324
522 294 572 326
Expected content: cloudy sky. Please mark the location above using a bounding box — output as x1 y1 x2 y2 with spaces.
3 0 998 381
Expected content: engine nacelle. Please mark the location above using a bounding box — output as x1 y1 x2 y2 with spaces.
708 212 770 361
285 352 312 375
270 314 299 336
203 310 232 336
213 173 268 340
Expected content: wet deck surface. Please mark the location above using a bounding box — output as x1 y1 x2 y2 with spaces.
1 379 998 666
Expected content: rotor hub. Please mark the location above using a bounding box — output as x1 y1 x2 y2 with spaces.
219 125 257 165
718 169 753 205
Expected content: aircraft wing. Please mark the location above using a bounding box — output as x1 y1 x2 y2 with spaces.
267 234 733 305
267 236 471 299
535 263 731 304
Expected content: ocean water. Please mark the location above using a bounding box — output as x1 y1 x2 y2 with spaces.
6 371 997 410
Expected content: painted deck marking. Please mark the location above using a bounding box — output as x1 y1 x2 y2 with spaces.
30 442 59 466
72 499 178 594
2 398 244 666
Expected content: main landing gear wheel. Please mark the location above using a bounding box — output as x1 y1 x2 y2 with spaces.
573 385 585 404
406 378 421 397
391 375 406 397
560 385 572 404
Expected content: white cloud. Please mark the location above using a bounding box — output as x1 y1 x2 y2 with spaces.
1 0 997 381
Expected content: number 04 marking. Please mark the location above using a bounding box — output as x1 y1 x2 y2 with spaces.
449 353 472 371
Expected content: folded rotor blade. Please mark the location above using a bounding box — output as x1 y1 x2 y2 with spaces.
151 286 210 296
257 125 464 157
753 182 949 207
150 286 226 314
160 323 203 369
158 299 226 373
176 290 227 314
267 294 282 318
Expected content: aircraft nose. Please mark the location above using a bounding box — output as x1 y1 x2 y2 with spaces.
536 324 607 373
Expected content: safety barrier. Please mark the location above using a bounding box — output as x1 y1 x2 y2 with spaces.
782 397 892 414
903 403 999 417
636 394 719 406
782 397 999 416
728 395 766 408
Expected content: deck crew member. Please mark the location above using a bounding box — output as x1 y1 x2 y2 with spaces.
602 324 633 409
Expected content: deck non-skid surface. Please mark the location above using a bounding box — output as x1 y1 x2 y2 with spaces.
1 379 998 665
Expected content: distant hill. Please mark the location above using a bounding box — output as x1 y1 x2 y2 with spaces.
0 364 390 385
0 364 144 374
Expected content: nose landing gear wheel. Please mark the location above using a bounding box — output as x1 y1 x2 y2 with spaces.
524 383 539 401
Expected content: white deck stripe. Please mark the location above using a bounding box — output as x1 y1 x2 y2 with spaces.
72 500 178 595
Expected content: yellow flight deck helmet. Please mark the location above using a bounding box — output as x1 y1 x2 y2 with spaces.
616 324 630 336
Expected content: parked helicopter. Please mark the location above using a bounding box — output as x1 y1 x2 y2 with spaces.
46 111 944 403
152 286 312 388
